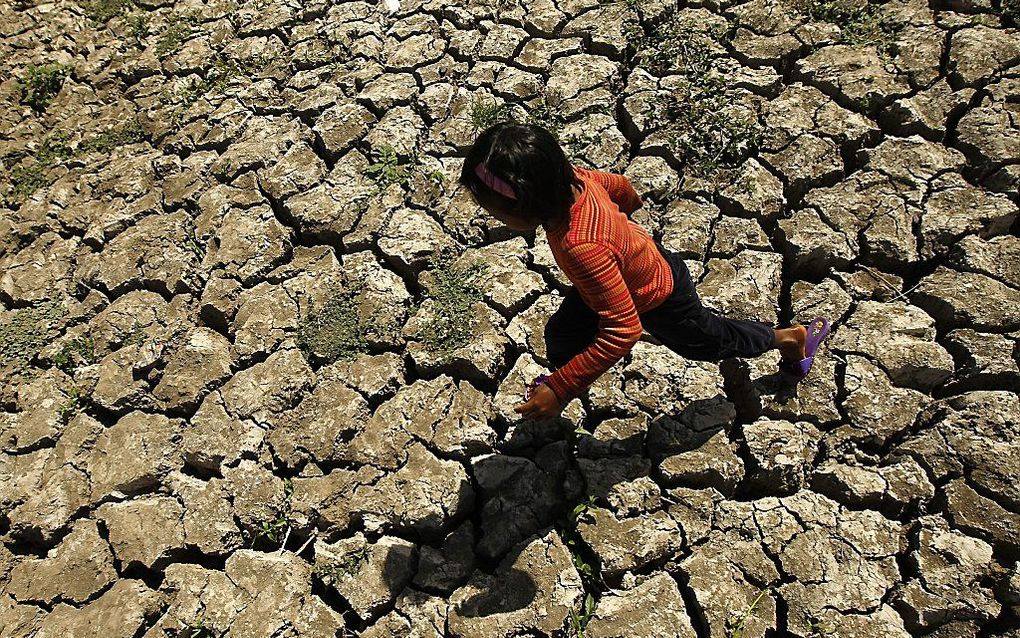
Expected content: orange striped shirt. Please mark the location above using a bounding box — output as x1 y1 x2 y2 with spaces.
543 165 674 402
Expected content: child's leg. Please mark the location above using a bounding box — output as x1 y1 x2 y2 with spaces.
642 247 804 362
543 287 599 368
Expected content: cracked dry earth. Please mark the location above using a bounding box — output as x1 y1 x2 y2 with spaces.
1 0 1020 636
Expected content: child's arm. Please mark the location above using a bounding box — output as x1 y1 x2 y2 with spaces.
543 242 643 404
584 168 644 216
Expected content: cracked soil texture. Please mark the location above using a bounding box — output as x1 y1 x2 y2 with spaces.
1 0 1019 636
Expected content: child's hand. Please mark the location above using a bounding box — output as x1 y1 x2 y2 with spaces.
514 384 562 419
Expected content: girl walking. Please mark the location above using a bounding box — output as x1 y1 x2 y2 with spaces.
458 122 830 418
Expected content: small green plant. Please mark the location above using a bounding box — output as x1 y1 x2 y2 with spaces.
53 335 96 371
516 89 567 141
7 129 74 203
159 53 269 124
805 612 836 636
361 144 413 190
568 592 596 637
123 322 147 347
0 301 64 376
632 16 763 178
127 12 150 40
80 119 145 154
414 254 489 358
426 168 446 185
654 76 764 178
6 122 144 205
155 11 202 56
633 13 718 77
58 386 83 423
81 0 132 23
315 544 369 581
182 614 219 638
249 516 287 547
468 95 510 134
557 495 601 637
297 289 371 364
18 64 73 111
727 588 770 638
785 0 903 52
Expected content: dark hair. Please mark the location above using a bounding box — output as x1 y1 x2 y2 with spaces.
458 121 581 222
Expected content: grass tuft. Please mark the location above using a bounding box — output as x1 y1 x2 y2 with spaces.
314 544 369 581
5 121 145 206
18 64 73 111
0 301 65 377
155 11 202 57
297 289 370 364
81 0 133 23
727 587 770 637
786 0 904 53
414 254 489 359
632 15 764 178
468 94 510 134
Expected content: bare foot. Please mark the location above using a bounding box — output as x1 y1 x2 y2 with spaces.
774 325 807 361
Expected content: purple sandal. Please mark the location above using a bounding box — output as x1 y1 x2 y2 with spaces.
779 316 831 381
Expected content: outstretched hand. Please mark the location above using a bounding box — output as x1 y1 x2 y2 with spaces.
514 383 562 419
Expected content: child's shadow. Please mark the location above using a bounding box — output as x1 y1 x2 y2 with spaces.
720 357 801 419
446 404 720 622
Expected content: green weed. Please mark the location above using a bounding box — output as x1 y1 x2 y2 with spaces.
468 95 510 134
80 120 145 154
727 587 770 638
632 16 763 178
155 11 202 56
655 78 765 177
53 335 96 371
245 477 296 550
314 544 369 581
127 12 150 40
158 54 267 125
182 614 219 638
516 89 567 141
568 592 596 637
629 12 732 77
805 612 836 636
361 144 413 190
297 289 372 364
7 128 75 204
786 0 903 52
58 386 83 423
628 16 767 176
558 495 600 637
123 321 147 348
18 64 73 111
248 516 287 547
6 121 144 205
414 254 489 358
0 301 64 376
81 0 132 23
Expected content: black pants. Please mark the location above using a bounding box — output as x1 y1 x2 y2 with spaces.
544 243 776 368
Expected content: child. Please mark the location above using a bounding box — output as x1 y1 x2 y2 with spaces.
458 122 831 419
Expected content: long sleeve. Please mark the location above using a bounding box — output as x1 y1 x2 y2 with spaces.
583 168 643 216
544 242 644 403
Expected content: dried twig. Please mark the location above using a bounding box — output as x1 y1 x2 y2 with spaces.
860 265 900 293
295 530 317 557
